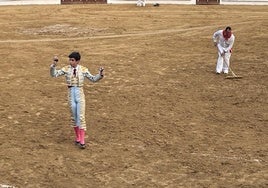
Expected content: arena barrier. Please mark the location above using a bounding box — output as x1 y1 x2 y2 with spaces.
0 0 267 6
0 0 60 5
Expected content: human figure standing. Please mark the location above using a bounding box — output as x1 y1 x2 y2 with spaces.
212 26 235 74
50 52 104 149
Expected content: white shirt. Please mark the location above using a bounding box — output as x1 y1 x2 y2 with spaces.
213 29 235 52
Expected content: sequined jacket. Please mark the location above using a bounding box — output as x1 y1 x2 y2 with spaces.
50 64 103 87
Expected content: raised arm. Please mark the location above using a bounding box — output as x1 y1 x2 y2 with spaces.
84 67 104 82
50 56 66 77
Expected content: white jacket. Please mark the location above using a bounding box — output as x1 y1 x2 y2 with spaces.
213 30 235 53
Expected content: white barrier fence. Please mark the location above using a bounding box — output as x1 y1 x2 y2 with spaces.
221 0 268 5
108 0 268 5
0 0 60 5
108 0 195 5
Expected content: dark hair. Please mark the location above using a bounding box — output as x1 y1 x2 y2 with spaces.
68 52 81 61
225 26 232 31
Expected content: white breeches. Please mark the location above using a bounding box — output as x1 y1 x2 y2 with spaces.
216 44 232 73
68 87 87 130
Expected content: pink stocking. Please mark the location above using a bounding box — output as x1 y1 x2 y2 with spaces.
74 127 80 142
80 129 85 145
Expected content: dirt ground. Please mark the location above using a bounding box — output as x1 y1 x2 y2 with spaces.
0 4 267 188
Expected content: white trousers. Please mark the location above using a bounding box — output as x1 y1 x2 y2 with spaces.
68 87 87 130
216 44 231 74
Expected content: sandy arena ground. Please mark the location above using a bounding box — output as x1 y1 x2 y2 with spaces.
0 4 267 188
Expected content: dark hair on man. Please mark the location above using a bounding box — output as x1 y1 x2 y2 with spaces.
68 52 81 61
225 26 232 31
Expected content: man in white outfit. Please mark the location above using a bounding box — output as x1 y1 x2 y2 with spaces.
212 26 235 74
136 0 146 6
